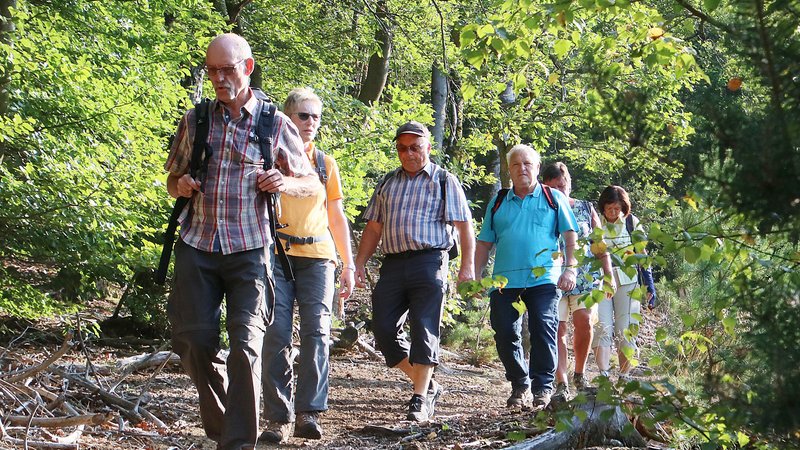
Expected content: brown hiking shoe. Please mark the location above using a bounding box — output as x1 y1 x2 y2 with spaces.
506 385 532 408
572 372 590 391
294 411 323 439
550 382 571 405
258 421 293 444
532 388 553 410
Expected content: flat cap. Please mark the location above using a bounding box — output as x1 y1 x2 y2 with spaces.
393 121 430 141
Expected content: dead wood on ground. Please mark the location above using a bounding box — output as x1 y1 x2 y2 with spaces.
0 329 173 448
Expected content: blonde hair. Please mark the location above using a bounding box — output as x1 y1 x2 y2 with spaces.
283 87 322 115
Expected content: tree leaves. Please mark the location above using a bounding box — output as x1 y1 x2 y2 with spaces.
703 0 722 12
553 39 573 59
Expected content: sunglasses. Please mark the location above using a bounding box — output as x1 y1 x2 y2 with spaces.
295 112 321 121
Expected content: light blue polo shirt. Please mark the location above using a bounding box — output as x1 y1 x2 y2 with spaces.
477 183 579 288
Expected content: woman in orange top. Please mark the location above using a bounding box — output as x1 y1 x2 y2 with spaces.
260 88 354 443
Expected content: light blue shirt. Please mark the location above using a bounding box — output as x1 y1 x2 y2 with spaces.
364 163 472 254
477 183 578 288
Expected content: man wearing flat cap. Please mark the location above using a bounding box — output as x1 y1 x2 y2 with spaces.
355 121 475 422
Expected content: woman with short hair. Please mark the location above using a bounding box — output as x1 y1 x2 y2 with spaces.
260 87 354 443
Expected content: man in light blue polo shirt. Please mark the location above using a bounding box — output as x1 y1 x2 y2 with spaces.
475 144 579 410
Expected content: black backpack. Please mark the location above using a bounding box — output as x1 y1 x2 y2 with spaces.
156 90 294 283
489 184 560 238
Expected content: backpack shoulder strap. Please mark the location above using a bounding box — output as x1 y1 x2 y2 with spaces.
490 188 510 231
583 200 598 228
439 169 448 222
626 214 635 235
541 185 558 211
254 100 294 282
541 185 560 239
190 98 213 179
256 102 277 169
314 149 328 186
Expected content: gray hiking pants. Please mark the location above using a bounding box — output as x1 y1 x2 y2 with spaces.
168 239 273 450
262 256 335 423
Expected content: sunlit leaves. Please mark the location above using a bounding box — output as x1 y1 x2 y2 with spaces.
553 39 573 59
0 0 222 303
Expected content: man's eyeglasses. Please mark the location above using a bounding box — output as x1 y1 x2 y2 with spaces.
396 144 425 153
205 58 246 77
295 112 321 121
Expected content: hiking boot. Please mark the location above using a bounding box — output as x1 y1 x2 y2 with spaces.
550 382 570 404
572 372 589 391
407 394 430 422
532 389 553 410
258 421 293 444
506 385 532 408
427 380 443 418
294 411 322 439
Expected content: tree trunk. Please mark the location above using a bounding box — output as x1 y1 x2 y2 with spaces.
494 135 512 188
358 0 392 106
446 69 463 152
0 0 17 117
505 394 647 450
224 0 253 28
495 80 516 188
431 61 447 150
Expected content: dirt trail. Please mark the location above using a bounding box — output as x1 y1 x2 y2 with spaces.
1 305 665 449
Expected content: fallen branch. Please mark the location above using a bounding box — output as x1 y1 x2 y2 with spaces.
355 338 383 361
115 350 179 373
0 436 78 449
95 337 166 349
50 366 147 424
3 331 74 383
110 344 173 393
5 413 112 428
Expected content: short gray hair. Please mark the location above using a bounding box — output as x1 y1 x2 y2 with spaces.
506 144 540 166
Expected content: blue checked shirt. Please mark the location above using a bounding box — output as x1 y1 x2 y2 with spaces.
363 163 472 254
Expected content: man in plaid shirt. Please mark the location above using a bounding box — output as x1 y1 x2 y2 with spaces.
165 33 318 450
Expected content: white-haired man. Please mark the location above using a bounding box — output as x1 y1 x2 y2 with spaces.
475 144 579 410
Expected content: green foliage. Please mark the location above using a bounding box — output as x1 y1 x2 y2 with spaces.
0 0 797 446
0 0 224 303
457 0 705 194
643 194 800 445
116 268 171 337
0 266 75 319
441 302 497 366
